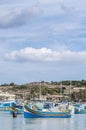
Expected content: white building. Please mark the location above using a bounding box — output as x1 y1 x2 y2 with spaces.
0 90 15 101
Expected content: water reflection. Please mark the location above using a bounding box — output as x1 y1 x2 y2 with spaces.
24 115 86 130
0 113 86 130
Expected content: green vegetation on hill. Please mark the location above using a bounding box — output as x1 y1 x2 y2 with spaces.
0 80 86 101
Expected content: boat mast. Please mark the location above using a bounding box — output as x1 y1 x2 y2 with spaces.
39 81 42 100
69 80 71 101
60 81 63 95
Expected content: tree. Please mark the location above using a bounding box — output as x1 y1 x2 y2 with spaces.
10 82 15 86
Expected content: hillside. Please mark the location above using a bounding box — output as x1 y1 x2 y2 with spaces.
0 80 86 101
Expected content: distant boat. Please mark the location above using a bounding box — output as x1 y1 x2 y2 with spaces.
0 101 15 111
24 102 72 118
10 102 24 114
74 103 86 114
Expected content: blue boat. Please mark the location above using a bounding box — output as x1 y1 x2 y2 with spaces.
74 104 86 114
0 101 15 111
10 102 24 114
24 104 72 118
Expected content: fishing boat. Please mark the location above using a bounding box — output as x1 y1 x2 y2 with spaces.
24 102 72 118
0 101 15 111
10 102 24 114
74 103 86 114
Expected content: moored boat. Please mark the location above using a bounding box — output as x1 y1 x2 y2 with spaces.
9 102 24 114
74 103 86 114
24 103 72 118
0 101 15 111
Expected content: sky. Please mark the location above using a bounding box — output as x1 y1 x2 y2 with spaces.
0 0 86 84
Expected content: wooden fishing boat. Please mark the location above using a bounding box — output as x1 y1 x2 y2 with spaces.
74 104 86 114
0 101 15 111
9 103 24 114
24 104 72 118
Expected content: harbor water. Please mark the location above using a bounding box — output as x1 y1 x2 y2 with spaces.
0 112 86 130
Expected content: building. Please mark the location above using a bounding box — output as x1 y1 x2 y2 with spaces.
0 90 15 101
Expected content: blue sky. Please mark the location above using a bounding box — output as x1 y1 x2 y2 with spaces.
0 0 86 84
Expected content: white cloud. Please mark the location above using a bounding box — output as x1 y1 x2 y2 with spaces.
5 47 57 62
5 47 86 63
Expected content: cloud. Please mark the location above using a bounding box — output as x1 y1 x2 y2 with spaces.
5 47 86 63
5 47 56 62
0 7 41 28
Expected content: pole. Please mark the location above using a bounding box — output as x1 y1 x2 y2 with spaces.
39 81 42 100
60 82 63 95
69 80 71 101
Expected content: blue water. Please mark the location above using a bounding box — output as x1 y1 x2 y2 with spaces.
0 112 86 130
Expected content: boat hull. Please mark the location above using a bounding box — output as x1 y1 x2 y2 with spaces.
24 111 71 118
75 110 86 114
24 105 71 118
10 110 23 114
